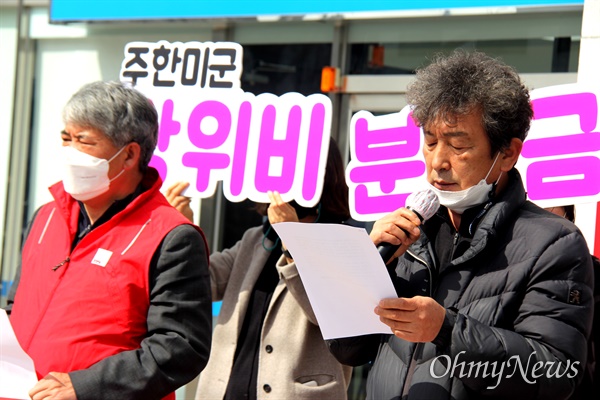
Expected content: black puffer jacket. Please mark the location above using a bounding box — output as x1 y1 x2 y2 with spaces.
329 170 594 400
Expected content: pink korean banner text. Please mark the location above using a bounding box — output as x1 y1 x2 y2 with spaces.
120 40 332 208
346 83 600 221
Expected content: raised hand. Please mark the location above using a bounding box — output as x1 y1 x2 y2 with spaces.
165 182 193 222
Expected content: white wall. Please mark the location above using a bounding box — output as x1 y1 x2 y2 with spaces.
0 8 18 295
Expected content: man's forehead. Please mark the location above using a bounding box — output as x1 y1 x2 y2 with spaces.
422 124 473 140
423 113 484 137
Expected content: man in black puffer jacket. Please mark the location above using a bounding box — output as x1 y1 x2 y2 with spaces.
328 50 594 400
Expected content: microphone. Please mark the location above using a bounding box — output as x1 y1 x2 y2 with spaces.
377 189 440 263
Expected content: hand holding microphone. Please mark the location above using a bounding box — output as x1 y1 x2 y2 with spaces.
374 189 440 264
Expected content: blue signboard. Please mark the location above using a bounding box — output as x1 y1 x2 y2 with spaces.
50 0 584 22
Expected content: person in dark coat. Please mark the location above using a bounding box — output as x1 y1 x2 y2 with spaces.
328 50 594 400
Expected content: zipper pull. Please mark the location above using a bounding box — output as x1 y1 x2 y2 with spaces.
469 200 493 236
453 232 460 246
52 256 70 271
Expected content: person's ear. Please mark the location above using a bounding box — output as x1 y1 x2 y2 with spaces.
499 138 523 172
123 142 141 170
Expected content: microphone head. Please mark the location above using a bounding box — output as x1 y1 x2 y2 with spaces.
406 189 440 221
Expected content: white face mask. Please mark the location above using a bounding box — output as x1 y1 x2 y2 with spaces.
428 152 502 214
61 145 126 201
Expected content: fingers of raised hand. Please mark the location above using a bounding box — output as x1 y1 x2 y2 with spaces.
165 182 190 201
172 196 191 209
267 191 299 224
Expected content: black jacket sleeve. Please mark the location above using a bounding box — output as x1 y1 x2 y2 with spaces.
69 224 212 399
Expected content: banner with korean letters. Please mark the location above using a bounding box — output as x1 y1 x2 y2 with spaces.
346 83 600 222
517 84 600 209
120 41 599 222
120 40 331 208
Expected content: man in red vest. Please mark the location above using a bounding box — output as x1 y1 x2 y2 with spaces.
5 81 212 400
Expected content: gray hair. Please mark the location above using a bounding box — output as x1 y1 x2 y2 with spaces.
407 49 533 156
62 81 158 170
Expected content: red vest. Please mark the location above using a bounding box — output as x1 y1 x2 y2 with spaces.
10 170 207 399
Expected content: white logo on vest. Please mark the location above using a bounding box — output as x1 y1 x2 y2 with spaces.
91 248 113 267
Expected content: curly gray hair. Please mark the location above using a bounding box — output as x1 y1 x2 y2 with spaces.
62 81 158 170
407 50 533 156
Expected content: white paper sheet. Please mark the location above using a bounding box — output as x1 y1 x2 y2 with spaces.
272 222 398 339
0 309 38 400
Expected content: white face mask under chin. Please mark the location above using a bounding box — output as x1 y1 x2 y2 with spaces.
428 153 502 214
61 145 126 201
